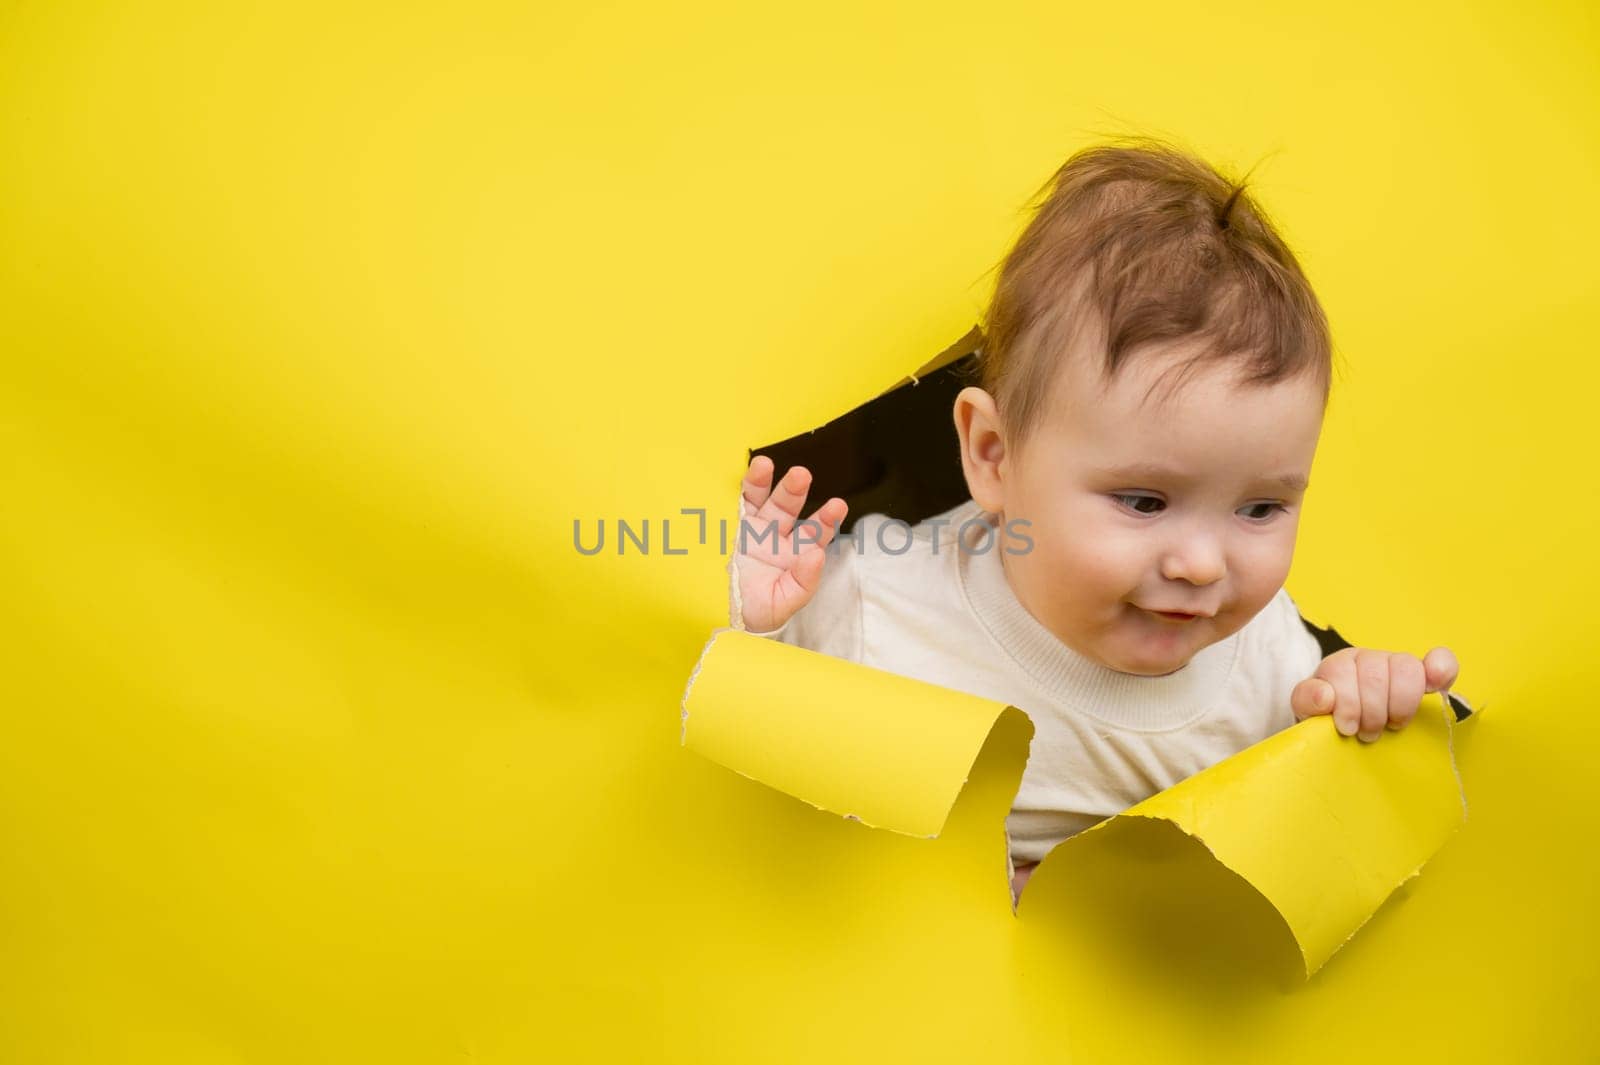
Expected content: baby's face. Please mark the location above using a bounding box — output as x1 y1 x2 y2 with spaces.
961 343 1325 677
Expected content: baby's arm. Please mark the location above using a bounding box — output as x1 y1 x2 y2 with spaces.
732 455 848 634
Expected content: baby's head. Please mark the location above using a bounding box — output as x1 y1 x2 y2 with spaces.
955 138 1334 677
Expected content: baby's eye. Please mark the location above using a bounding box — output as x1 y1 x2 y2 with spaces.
1239 502 1286 521
1112 494 1165 515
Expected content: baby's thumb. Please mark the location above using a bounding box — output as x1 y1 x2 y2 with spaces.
1291 677 1335 721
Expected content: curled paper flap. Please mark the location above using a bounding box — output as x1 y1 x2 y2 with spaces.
1029 689 1470 974
682 630 1471 976
682 628 1031 838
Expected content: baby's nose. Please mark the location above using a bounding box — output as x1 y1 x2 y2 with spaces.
1158 542 1226 585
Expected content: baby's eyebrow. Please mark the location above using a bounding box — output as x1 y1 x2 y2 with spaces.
1267 472 1311 493
1094 463 1310 493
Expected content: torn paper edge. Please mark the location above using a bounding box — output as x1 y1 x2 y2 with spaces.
679 628 722 747
1439 689 1471 822
727 481 748 632
690 482 751 748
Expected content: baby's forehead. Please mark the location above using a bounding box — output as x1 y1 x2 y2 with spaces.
1049 339 1322 418
1035 358 1190 429
1032 348 1325 464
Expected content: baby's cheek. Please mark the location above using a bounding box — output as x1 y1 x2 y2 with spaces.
1236 535 1294 593
1031 502 1142 600
1013 541 1107 624
1035 539 1104 593
1230 577 1281 626
1065 532 1144 590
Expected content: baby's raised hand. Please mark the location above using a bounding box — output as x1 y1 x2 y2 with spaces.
733 455 848 634
1291 646 1460 742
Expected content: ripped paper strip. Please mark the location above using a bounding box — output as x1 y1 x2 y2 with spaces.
681 628 1471 976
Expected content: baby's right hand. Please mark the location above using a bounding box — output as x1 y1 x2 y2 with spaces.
733 456 848 634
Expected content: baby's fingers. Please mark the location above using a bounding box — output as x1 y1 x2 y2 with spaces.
800 497 849 551
1385 653 1427 732
1422 646 1459 694
1354 650 1390 742
1311 649 1363 737
740 455 776 519
750 464 816 542
1290 676 1336 721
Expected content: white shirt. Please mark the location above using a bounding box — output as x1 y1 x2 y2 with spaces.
739 498 1328 864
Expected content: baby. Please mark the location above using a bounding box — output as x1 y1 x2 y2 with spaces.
730 138 1466 901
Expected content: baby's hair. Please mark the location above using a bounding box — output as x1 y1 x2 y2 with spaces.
976 135 1334 456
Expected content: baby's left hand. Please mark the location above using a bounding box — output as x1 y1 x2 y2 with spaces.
1291 646 1459 742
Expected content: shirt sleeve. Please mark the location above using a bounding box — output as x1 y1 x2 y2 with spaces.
735 541 865 664
1278 588 1330 683
1243 587 1337 735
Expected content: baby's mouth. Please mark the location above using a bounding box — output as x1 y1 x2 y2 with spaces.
1139 606 1204 623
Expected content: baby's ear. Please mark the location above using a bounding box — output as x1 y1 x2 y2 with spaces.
952 387 1008 511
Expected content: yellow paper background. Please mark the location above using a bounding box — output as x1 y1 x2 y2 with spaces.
3 1 1596 1061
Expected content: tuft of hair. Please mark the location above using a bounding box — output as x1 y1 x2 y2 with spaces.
975 135 1335 454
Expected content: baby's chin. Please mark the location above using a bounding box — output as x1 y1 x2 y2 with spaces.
1050 607 1230 676
1095 614 1216 676
1103 653 1194 678
1075 635 1194 676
